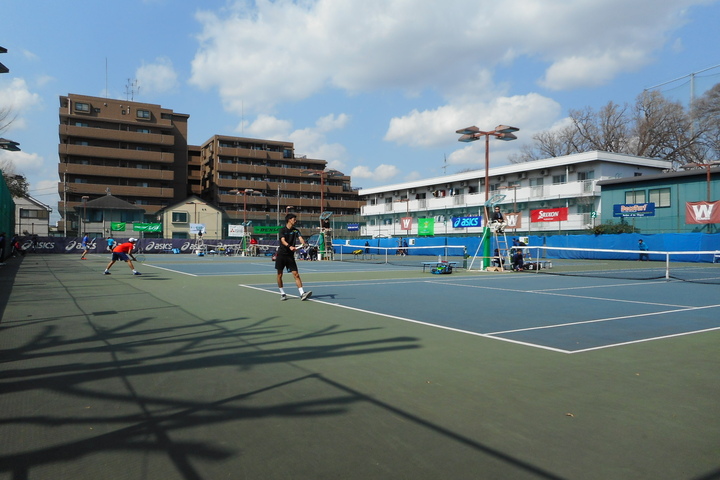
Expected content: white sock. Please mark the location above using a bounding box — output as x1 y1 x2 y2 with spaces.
279 288 286 295
298 287 305 295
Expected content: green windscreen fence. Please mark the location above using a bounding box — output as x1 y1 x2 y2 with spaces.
0 170 16 238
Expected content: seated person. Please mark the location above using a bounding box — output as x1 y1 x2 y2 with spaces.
490 206 507 234
512 250 524 271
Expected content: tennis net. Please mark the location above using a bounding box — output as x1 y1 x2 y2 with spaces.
333 244 468 268
521 245 720 284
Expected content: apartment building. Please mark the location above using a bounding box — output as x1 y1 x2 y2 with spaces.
57 95 362 237
359 151 671 237
58 94 190 234
199 135 363 230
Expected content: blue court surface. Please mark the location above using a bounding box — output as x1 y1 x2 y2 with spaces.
143 256 720 354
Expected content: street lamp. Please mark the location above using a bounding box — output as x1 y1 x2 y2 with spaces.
683 161 720 201
456 125 519 218
230 189 256 253
456 124 519 269
81 196 89 235
0 138 21 151
302 168 343 229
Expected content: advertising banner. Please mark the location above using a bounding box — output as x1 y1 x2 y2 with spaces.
530 207 568 223
451 216 482 228
685 201 720 224
504 212 521 229
400 217 413 230
253 226 282 234
111 222 126 231
132 223 162 232
228 225 245 237
417 218 435 236
189 223 206 235
613 203 656 217
347 223 359 231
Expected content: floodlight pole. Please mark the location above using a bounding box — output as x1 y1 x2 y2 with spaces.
456 125 519 269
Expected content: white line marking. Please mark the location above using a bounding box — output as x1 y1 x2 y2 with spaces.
488 303 720 335
239 284 572 354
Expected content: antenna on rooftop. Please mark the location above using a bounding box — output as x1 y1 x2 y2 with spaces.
124 78 140 101
442 154 447 175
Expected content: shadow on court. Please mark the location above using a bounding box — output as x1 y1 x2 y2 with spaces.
1 255 719 479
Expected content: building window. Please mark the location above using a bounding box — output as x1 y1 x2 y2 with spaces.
552 174 566 184
172 212 189 223
75 122 89 127
625 190 646 203
20 209 49 219
137 128 150 133
529 177 544 187
577 170 595 180
137 109 151 119
75 102 90 112
648 187 671 207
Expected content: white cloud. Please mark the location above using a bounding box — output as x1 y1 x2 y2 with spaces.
242 113 351 169
539 50 649 91
351 164 400 182
189 0 705 113
0 78 42 130
136 57 179 94
385 93 562 152
0 150 44 175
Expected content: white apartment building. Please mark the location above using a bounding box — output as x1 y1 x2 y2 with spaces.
359 151 671 237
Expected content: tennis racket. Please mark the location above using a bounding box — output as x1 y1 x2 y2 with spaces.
134 254 146 263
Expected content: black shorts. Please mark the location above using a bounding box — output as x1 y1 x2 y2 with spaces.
275 254 298 273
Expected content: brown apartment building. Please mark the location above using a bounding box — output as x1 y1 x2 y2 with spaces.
200 135 362 230
58 94 362 236
58 94 189 233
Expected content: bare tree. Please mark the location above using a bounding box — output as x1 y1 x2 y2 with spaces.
692 83 720 161
0 105 16 135
510 87 718 167
630 90 702 167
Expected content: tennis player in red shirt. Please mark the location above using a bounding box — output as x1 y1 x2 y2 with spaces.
103 238 142 276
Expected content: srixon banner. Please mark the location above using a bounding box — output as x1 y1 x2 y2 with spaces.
685 201 720 224
530 207 568 223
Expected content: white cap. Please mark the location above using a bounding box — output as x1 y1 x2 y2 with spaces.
128 238 138 242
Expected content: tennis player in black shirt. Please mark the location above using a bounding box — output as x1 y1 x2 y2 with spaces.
276 213 312 301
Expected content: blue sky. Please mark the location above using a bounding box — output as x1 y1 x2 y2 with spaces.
2 0 720 223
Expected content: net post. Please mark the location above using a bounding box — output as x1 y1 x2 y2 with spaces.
665 252 670 280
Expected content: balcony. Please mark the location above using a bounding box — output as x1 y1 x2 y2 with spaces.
59 183 175 198
59 144 174 163
59 163 174 181
362 181 599 216
60 124 175 146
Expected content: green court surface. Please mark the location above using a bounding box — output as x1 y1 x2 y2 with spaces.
1 254 719 480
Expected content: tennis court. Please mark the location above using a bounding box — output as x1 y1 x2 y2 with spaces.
1 253 719 479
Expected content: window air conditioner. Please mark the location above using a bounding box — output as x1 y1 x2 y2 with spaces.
409 189 415 194
540 169 549 176
519 172 527 179
568 165 575 173
497 176 505 182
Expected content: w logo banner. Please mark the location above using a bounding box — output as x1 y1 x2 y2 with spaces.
685 201 720 224
505 212 521 229
400 217 413 230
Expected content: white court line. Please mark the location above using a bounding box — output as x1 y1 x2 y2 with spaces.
564 326 720 353
239 282 720 354
238 284 572 354
488 303 720 335
143 264 198 276
432 279 692 309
